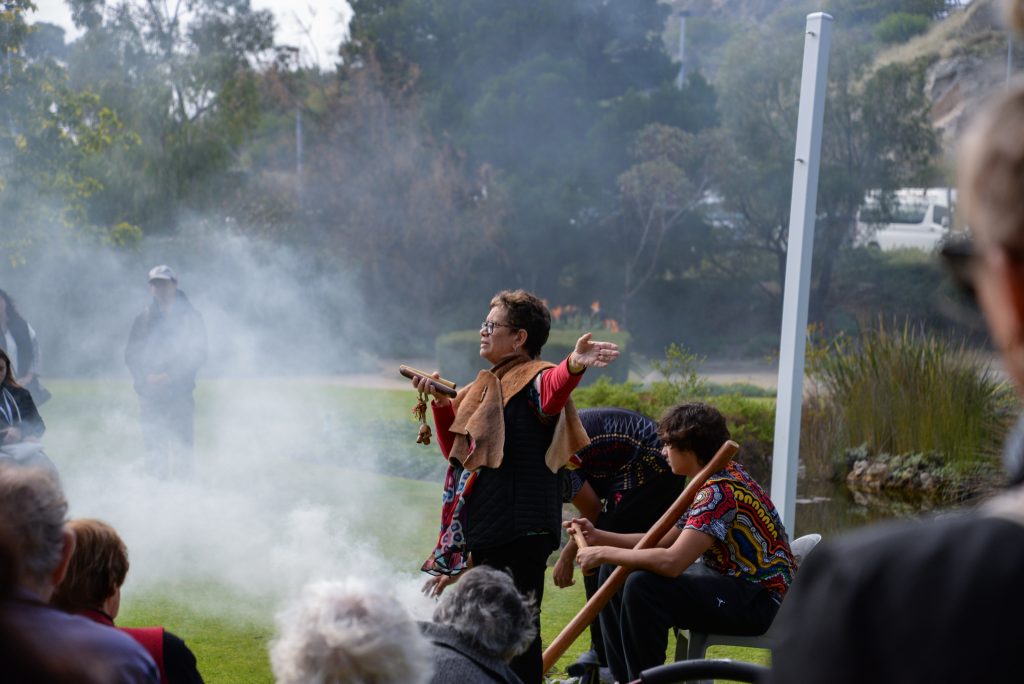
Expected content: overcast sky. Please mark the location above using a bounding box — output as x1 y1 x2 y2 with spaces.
30 0 355 69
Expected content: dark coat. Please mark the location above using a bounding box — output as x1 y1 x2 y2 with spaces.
125 291 207 398
0 383 44 438
420 622 523 684
769 500 1024 684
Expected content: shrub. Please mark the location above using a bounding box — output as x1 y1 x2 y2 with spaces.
805 320 1016 476
874 12 930 44
435 329 631 387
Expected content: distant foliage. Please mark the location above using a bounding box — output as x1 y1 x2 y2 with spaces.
874 13 931 44
572 343 777 481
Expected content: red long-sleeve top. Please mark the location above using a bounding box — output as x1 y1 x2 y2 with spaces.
431 357 584 458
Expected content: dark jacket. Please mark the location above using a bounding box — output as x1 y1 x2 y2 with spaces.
463 386 561 553
5 590 158 684
420 622 523 684
0 383 44 439
125 291 207 398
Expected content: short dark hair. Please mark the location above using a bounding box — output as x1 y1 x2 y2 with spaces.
489 290 551 358
657 402 731 466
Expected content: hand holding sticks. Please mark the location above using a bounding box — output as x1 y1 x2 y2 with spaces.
399 365 458 398
542 440 740 674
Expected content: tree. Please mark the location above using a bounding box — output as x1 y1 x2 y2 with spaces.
712 22 939 323
348 0 712 304
1 1 134 263
63 0 276 233
614 123 715 327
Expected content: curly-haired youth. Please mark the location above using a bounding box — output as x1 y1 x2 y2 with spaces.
657 402 731 466
489 290 551 359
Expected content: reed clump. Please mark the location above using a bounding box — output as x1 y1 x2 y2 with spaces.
804 320 1016 483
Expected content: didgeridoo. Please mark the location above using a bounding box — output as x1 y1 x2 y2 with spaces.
399 365 458 398
542 439 739 674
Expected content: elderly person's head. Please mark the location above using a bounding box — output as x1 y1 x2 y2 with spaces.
50 519 128 618
957 82 1024 391
269 578 432 684
480 290 551 364
0 465 73 598
432 566 536 662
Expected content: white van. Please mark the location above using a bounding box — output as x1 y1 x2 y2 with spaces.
854 188 956 252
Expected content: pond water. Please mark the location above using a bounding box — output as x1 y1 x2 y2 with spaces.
791 479 979 539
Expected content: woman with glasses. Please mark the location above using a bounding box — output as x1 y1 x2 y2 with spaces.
0 348 56 478
411 289 618 684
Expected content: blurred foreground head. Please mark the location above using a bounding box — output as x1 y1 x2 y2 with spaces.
1006 0 1024 35
269 578 432 684
0 464 69 595
432 565 536 662
958 81 1024 391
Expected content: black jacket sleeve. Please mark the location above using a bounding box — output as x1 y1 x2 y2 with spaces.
163 631 204 684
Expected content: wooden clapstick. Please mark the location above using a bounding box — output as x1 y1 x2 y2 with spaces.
542 439 739 674
569 522 595 577
399 365 458 397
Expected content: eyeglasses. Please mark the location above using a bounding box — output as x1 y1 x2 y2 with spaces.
480 320 515 336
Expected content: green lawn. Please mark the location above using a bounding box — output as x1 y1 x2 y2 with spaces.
40 378 768 683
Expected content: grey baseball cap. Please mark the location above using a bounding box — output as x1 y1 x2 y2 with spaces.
148 265 177 283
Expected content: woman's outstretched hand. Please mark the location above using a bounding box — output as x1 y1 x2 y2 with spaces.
570 332 620 369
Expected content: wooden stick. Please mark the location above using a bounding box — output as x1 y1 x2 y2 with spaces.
399 365 458 397
542 439 740 674
570 522 595 577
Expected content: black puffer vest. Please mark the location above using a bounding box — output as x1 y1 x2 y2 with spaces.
463 385 561 553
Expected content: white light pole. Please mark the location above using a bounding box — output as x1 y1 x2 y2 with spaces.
771 12 833 533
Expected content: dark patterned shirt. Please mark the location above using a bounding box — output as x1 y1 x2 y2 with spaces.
561 408 669 504
676 461 795 598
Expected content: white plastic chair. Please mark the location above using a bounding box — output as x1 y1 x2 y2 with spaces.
674 533 822 662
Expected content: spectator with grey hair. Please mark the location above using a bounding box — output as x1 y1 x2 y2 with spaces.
0 464 158 683
269 578 433 684
422 565 535 684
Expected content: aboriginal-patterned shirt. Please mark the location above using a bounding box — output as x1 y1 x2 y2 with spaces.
675 461 795 599
561 407 671 507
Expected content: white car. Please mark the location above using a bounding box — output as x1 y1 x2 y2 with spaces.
854 188 956 252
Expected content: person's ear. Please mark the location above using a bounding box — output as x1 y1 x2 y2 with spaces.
515 328 528 351
51 527 76 589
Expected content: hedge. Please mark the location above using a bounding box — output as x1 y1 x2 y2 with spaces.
435 329 632 389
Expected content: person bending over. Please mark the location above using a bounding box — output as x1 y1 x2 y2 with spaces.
51 519 203 684
568 402 795 683
554 407 687 679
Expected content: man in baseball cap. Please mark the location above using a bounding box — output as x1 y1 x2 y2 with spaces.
125 266 207 478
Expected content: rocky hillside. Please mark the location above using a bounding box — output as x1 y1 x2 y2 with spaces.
666 0 1023 154
875 0 1023 150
